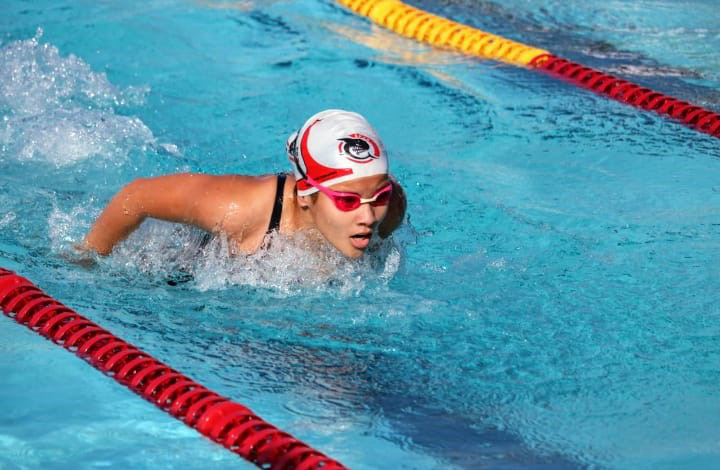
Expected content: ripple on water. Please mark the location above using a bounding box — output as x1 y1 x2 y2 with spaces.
0 434 39 467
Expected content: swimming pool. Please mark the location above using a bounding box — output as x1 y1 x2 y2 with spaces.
1 0 719 468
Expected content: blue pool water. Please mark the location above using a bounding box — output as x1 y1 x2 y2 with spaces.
1 1 720 468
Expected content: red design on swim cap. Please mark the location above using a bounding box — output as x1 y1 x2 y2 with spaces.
296 119 353 192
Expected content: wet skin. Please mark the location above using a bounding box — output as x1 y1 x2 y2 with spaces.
298 174 390 259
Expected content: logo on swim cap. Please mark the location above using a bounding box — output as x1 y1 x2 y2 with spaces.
337 134 381 163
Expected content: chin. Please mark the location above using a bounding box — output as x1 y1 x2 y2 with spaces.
339 244 365 259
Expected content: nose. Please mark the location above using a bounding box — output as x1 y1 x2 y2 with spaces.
355 202 377 226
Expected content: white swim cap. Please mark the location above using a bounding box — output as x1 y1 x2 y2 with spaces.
287 110 388 196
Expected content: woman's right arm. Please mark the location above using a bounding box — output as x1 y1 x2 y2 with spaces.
82 173 255 255
82 178 148 255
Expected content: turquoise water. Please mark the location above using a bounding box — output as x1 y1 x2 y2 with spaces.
1 1 720 468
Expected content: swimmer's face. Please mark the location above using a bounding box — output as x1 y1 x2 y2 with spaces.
301 174 390 259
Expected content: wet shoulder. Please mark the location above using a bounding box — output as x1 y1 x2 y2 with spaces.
215 174 283 248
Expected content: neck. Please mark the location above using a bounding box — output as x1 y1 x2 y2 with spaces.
285 176 316 232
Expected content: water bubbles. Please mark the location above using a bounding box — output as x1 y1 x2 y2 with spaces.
190 229 402 296
0 212 15 228
97 219 402 296
159 143 181 156
48 202 98 255
0 30 154 166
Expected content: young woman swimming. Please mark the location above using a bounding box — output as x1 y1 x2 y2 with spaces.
82 110 406 259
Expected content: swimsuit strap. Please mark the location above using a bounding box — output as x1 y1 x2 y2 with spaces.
267 173 286 234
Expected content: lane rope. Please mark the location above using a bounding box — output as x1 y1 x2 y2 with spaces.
0 267 346 470
531 54 720 137
335 0 720 139
335 0 547 66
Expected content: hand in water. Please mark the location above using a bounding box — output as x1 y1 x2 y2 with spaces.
59 242 99 268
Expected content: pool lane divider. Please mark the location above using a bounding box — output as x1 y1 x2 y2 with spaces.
0 267 346 470
335 0 720 140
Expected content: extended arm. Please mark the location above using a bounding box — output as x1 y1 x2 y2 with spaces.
83 173 255 255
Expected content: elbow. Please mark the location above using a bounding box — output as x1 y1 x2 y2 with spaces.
117 178 148 217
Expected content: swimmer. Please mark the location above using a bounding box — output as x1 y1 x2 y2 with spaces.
82 110 406 259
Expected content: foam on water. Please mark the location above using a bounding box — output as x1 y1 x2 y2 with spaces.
48 205 405 296
122 224 402 296
48 202 99 253
0 29 154 166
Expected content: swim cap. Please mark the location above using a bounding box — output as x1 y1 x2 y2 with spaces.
287 110 388 196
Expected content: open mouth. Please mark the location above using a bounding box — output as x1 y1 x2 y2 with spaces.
350 233 371 249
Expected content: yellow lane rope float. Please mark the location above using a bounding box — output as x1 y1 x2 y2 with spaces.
334 0 548 66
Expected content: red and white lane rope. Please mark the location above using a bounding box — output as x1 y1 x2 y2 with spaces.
0 267 346 470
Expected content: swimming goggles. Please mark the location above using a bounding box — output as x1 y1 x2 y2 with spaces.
304 176 393 212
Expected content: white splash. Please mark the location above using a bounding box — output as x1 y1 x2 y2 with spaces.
104 219 403 296
0 29 154 166
48 202 98 255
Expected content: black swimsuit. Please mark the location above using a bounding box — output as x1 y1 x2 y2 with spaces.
168 174 286 286
197 173 285 249
267 173 286 234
